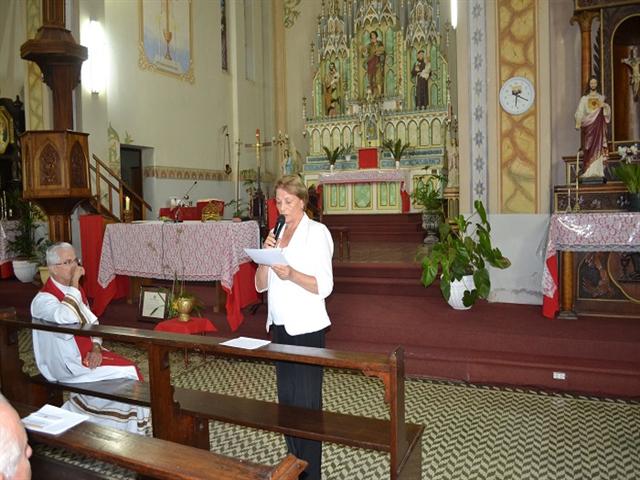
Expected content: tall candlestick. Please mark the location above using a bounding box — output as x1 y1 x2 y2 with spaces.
125 196 130 211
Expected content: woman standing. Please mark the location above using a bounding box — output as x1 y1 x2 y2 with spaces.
255 175 334 480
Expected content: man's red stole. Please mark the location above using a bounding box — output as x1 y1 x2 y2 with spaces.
40 279 141 379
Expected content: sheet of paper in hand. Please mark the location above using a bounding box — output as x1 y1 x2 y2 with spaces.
244 248 289 266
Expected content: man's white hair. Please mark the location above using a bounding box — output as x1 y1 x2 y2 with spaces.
0 393 21 480
46 241 74 267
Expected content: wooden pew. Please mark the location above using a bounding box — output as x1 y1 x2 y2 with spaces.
0 312 424 480
14 402 307 480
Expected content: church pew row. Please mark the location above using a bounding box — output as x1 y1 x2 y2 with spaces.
14 402 307 480
0 311 424 480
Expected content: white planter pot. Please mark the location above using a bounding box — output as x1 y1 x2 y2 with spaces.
447 275 475 310
12 260 38 283
395 160 400 169
330 164 335 173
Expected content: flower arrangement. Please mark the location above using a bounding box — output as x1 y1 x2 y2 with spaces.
615 144 640 194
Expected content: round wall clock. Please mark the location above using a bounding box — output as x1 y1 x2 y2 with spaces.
499 76 535 115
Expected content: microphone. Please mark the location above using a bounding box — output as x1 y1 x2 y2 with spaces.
273 215 286 242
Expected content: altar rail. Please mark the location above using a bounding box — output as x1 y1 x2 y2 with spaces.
0 310 424 480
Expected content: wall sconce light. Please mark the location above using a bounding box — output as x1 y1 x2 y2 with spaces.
85 19 106 94
450 0 458 30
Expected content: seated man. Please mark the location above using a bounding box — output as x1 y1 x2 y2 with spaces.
0 393 32 480
31 242 150 435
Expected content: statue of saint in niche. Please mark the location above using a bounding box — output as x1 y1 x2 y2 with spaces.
574 77 611 179
363 31 385 97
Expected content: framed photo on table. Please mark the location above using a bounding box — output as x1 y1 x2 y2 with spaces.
138 286 169 323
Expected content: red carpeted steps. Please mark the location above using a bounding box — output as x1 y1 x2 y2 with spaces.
332 261 434 297
323 213 424 243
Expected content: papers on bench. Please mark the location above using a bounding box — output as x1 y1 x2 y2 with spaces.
244 248 289 266
22 404 89 435
220 336 271 350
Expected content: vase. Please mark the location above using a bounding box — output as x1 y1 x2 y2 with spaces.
421 211 442 244
330 164 335 173
395 160 400 169
447 275 475 310
628 192 640 212
174 296 195 322
12 260 38 283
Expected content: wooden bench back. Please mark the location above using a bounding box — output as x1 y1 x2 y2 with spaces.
14 402 306 480
0 311 422 480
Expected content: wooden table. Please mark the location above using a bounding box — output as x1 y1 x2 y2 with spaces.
542 212 640 318
98 221 260 330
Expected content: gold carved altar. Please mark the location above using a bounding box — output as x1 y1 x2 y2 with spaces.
301 0 457 216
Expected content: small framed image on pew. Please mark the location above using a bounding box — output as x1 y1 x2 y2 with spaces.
139 286 169 323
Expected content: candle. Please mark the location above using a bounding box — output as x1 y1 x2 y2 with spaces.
125 196 130 211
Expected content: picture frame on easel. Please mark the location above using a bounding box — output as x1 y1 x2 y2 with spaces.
138 285 169 323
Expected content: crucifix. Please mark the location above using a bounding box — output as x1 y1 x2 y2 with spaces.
244 129 272 235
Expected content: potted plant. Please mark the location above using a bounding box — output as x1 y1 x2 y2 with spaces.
411 172 446 244
421 200 511 309
615 145 640 211
382 139 410 169
7 195 47 283
322 145 349 172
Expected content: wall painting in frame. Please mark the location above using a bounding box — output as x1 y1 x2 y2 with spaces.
139 0 194 83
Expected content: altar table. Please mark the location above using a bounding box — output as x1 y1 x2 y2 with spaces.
317 170 411 214
98 221 260 330
542 212 640 318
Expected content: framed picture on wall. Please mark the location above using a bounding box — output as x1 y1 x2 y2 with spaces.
138 286 169 323
139 0 195 83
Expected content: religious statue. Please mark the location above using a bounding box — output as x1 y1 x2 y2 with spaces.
622 49 640 101
445 137 459 188
363 31 385 97
411 49 430 109
574 77 611 179
323 62 340 116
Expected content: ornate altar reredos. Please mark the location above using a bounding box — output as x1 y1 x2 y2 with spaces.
302 0 455 215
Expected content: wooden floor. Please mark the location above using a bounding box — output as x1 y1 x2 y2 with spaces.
2 239 639 398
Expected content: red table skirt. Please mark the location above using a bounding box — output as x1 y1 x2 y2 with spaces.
0 261 13 279
154 317 216 334
79 215 129 315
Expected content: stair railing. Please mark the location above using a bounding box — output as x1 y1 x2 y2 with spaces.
89 154 152 222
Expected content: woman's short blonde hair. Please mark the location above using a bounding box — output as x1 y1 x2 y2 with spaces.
274 175 308 205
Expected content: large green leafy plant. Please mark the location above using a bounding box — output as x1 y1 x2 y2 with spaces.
322 145 350 166
421 200 511 307
382 139 410 162
411 173 446 212
7 195 46 262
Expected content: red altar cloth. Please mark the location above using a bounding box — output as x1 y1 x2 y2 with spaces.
358 147 378 169
79 215 129 316
154 316 216 334
159 199 225 221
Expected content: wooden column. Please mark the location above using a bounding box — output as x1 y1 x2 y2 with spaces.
570 10 599 90
558 251 578 320
20 0 90 242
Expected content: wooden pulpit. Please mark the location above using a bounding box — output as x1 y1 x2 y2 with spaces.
21 131 91 241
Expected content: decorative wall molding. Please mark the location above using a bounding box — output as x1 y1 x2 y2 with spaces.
283 0 302 28
497 0 538 214
25 0 44 130
469 0 488 207
144 166 229 181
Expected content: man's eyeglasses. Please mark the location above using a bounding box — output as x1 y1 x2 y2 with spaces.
54 258 79 266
